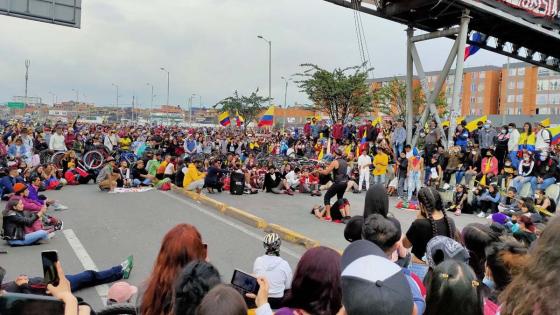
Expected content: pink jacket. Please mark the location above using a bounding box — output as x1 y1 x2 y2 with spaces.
481 157 499 176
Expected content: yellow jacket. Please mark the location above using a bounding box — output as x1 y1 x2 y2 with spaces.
183 163 205 188
372 152 389 176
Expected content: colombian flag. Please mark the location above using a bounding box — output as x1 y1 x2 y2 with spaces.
464 32 483 61
550 126 560 145
441 117 465 128
219 111 231 126
258 105 275 127
465 115 487 132
236 111 245 127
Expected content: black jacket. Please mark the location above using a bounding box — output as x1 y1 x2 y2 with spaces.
533 158 558 180
264 172 282 192
2 210 39 240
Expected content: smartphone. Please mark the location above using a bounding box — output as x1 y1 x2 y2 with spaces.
230 269 259 295
0 292 64 315
41 250 59 286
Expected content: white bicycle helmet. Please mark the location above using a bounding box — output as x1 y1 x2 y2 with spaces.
263 232 281 255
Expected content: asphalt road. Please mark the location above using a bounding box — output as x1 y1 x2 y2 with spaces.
1 184 486 312
0 185 305 311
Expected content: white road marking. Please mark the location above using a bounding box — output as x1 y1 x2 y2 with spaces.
63 229 109 304
161 192 301 259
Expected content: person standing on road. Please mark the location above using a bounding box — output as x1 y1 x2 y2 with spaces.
315 149 348 221
253 233 292 310
357 150 372 192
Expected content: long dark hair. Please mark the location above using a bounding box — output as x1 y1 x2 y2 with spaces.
485 241 528 292
500 217 560 315
418 187 454 239
461 223 502 280
282 246 342 315
174 261 221 315
425 260 483 315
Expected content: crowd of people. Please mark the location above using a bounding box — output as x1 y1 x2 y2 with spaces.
0 116 559 315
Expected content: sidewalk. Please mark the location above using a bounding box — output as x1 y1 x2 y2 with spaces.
204 189 486 251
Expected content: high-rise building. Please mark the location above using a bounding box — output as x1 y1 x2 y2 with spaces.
499 62 538 115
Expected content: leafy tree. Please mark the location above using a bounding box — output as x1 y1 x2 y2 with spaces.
213 89 271 125
372 78 448 120
295 63 373 122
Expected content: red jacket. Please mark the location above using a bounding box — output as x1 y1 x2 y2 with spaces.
481 157 499 176
64 133 76 149
332 123 344 140
303 123 311 136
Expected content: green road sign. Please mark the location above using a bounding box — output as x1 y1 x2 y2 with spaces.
6 102 25 109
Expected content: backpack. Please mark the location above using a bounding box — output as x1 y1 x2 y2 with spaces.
229 172 245 195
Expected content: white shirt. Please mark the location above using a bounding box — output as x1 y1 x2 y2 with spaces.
357 154 372 170
49 133 67 151
508 129 520 152
104 134 118 152
535 129 551 151
285 170 299 186
164 163 175 175
253 255 292 298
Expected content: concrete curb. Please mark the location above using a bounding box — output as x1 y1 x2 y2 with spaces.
170 185 320 251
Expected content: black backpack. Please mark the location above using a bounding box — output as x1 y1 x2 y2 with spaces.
229 172 245 195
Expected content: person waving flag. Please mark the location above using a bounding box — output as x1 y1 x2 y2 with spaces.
218 111 231 126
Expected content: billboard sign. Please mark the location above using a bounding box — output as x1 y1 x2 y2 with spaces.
480 0 560 29
0 0 81 28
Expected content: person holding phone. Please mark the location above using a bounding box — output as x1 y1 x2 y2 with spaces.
2 199 49 246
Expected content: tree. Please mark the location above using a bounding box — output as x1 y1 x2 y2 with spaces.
213 89 271 125
372 78 448 120
295 63 373 122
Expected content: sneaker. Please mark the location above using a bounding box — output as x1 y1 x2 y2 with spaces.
443 183 450 190
121 255 134 280
54 220 64 231
323 216 332 222
477 212 486 218
53 203 69 211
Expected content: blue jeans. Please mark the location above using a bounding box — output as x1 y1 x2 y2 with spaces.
67 266 123 292
7 230 49 246
509 151 520 169
512 176 534 195
530 177 556 195
133 178 151 187
408 171 422 201
393 143 403 159
373 174 386 185
455 171 465 185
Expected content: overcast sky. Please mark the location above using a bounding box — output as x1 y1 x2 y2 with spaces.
0 0 508 108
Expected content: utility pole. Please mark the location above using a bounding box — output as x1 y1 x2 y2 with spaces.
112 83 119 122
24 59 30 104
257 35 272 104
147 83 154 123
281 76 291 130
160 67 170 105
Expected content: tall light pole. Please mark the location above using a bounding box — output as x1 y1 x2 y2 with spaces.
160 67 170 105
257 35 272 104
189 93 197 126
48 91 56 106
71 89 79 103
146 82 155 122
281 76 292 130
24 59 30 104
112 83 119 122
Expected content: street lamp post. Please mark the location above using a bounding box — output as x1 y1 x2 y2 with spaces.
48 91 56 106
281 76 292 130
146 82 155 123
257 35 272 104
112 83 119 122
189 93 197 126
160 67 170 105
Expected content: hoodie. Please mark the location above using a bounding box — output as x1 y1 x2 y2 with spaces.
253 255 292 298
182 163 205 188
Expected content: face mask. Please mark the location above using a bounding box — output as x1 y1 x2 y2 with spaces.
524 157 530 162
505 162 512 166
540 156 547 161
472 151 477 155
534 193 540 199
483 276 496 290
501 129 507 134
508 128 513 133
484 124 490 129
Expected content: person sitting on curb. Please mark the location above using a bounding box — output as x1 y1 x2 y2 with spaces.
182 157 206 193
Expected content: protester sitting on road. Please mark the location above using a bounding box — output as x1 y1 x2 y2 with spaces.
424 260 483 315
1 255 134 294
140 224 207 315
97 157 119 192
131 159 154 187
500 216 560 315
204 159 227 193
117 160 132 188
285 166 301 190
197 284 248 315
1 199 49 246
498 187 520 214
512 215 537 246
182 157 206 193
7 137 29 162
263 166 292 195
403 187 458 280
272 246 342 315
173 261 221 315
0 166 24 200
10 182 62 232
482 241 528 305
252 233 292 309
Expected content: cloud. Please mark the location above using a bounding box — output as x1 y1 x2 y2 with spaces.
0 0 507 108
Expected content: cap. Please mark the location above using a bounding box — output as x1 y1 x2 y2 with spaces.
491 213 509 225
107 281 138 304
341 240 413 315
13 183 27 194
425 236 469 269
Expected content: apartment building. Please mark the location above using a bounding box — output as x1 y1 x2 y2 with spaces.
499 62 538 115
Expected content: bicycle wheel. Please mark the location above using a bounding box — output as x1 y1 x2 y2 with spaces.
50 152 66 169
83 150 105 170
39 150 52 165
